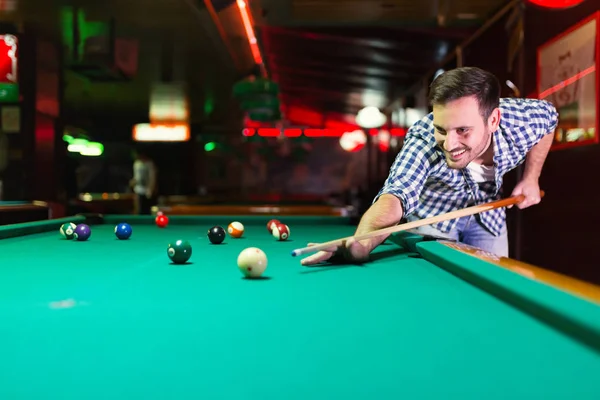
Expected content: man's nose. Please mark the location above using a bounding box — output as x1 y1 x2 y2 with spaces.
444 132 458 151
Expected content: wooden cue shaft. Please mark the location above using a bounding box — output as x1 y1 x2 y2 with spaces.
291 191 543 257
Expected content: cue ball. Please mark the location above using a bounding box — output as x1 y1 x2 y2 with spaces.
228 221 244 238
207 225 226 244
114 222 132 240
272 223 290 241
237 247 267 278
266 219 280 232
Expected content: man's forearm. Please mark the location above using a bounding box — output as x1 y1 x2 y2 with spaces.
354 194 404 252
522 133 553 181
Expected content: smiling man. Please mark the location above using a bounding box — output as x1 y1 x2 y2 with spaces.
301 67 558 265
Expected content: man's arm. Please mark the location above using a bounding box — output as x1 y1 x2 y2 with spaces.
511 100 558 209
354 194 404 253
300 117 434 265
522 132 553 182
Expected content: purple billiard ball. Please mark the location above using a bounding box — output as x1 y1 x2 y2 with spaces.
73 223 91 241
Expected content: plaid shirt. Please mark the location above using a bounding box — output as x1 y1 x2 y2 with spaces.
375 98 559 236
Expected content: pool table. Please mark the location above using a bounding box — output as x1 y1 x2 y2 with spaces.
2 214 600 399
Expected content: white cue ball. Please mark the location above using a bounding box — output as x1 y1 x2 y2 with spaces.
237 247 268 278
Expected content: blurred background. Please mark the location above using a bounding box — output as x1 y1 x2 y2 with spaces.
0 0 598 281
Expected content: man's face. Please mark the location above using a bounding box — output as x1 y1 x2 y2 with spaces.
432 96 499 169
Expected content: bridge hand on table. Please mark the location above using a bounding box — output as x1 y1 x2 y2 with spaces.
300 238 370 265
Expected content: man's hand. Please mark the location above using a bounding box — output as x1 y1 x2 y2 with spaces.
510 178 542 209
300 193 403 266
300 238 371 266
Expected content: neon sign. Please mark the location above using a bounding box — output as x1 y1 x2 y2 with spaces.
527 0 585 8
0 34 18 83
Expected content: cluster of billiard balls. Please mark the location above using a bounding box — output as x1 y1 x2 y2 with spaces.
59 222 92 241
59 216 291 280
204 219 290 278
205 221 248 244
60 221 133 241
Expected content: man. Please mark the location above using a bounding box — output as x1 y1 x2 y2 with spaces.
130 149 157 214
302 67 558 265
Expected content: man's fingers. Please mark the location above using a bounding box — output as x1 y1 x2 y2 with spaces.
301 251 332 266
516 196 541 209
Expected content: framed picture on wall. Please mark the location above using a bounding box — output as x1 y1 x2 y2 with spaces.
537 11 599 151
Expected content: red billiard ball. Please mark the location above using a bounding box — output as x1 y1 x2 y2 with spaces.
266 219 280 233
272 223 290 241
156 214 169 228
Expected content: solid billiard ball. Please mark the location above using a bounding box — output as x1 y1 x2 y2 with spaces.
272 223 290 241
266 219 280 233
228 221 244 238
237 247 267 278
207 225 225 244
73 224 91 241
59 222 77 239
167 240 192 264
114 223 132 240
156 214 169 228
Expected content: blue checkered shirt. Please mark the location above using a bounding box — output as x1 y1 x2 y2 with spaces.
375 98 559 236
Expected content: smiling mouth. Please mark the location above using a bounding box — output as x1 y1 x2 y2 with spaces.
447 149 467 160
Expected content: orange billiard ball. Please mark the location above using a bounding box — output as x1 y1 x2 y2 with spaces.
228 221 244 238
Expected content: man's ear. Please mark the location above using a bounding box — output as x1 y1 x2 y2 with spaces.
487 108 501 131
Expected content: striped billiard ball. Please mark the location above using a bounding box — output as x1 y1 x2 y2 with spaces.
272 223 290 241
228 221 244 238
60 222 77 239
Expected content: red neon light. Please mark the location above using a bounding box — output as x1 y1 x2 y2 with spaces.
237 0 263 65
390 128 407 137
0 34 18 83
283 129 301 137
526 0 584 8
259 128 280 137
243 128 407 137
538 65 596 99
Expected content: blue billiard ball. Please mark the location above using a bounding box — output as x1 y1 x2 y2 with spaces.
115 223 132 240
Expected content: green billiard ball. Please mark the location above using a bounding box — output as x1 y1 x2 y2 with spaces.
167 240 192 264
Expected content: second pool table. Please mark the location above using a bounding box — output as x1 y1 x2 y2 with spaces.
1 214 600 399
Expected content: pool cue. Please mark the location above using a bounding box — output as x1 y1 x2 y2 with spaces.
291 191 544 257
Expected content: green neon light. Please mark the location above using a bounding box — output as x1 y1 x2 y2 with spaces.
204 142 216 151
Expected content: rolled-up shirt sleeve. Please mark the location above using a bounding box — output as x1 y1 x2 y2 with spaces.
529 99 559 140
505 98 559 149
373 119 434 216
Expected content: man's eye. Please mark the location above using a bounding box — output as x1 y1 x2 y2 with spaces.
457 128 469 134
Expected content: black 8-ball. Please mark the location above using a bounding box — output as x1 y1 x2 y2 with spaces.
208 225 226 244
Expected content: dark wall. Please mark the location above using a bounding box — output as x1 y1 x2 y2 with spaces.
520 2 600 283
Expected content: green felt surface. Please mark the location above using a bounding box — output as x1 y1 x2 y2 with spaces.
1 216 600 399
